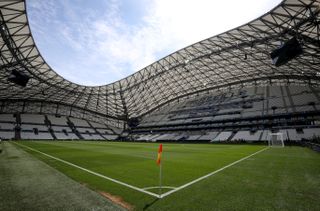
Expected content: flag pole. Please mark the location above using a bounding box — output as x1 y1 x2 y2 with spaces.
157 144 163 198
159 160 162 198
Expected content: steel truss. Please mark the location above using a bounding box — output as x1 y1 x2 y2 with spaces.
0 0 319 127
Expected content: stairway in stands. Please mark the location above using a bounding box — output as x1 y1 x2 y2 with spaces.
44 115 56 139
14 113 21 139
280 86 289 113
309 86 320 111
66 117 83 139
87 121 105 139
285 86 296 112
227 131 238 141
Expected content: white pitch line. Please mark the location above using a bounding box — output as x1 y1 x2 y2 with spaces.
14 142 269 199
160 147 269 198
13 142 160 198
143 186 176 190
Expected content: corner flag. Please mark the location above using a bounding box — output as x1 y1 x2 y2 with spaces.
156 144 162 165
156 144 163 196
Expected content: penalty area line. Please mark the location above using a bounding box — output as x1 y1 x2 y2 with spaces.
160 147 269 198
13 142 160 198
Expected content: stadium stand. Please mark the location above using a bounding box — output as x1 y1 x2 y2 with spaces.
20 132 53 140
69 117 90 127
303 128 320 139
0 0 319 143
0 114 16 122
0 131 15 139
21 114 45 124
232 130 263 142
0 112 119 140
0 122 15 130
213 132 233 142
131 85 320 142
47 115 68 125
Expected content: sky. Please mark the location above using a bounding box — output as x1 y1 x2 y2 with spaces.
27 0 282 86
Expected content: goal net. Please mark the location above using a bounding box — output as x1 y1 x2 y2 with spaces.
268 133 284 147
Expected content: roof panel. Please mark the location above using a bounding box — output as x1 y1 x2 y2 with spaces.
0 0 319 119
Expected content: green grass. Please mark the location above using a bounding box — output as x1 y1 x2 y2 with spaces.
15 141 320 210
0 142 124 211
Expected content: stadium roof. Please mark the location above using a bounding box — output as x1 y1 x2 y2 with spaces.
0 0 319 121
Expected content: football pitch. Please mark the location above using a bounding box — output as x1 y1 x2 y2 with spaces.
14 141 320 210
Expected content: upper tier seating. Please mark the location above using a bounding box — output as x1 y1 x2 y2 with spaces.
76 127 96 133
139 85 320 127
0 114 15 122
133 85 320 142
0 113 123 140
0 122 15 130
21 114 45 124
47 115 68 125
21 124 48 131
69 117 90 127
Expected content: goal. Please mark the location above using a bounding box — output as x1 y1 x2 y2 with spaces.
268 132 284 147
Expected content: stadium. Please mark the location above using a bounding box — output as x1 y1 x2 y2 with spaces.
0 0 319 210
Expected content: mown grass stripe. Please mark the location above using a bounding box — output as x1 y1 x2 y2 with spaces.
160 147 269 198
15 141 268 199
13 141 160 198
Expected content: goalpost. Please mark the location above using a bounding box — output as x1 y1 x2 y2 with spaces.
268 132 284 147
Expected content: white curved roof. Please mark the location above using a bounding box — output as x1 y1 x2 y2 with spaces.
0 0 319 120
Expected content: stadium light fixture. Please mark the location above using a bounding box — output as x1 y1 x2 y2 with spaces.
270 37 303 67
7 70 30 87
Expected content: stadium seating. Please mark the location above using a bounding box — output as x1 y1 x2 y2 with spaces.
102 134 118 140
213 132 232 141
21 132 53 140
81 134 104 140
21 114 45 124
0 113 121 140
69 117 90 127
76 127 96 134
186 134 201 141
0 131 14 139
20 124 48 131
54 132 79 140
0 85 318 142
199 132 219 141
47 115 68 125
287 129 306 141
0 114 15 122
232 130 263 141
50 125 79 139
0 122 15 130
303 128 320 139
0 114 16 139
132 85 320 143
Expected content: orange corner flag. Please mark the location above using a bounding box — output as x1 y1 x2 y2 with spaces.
156 144 163 165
